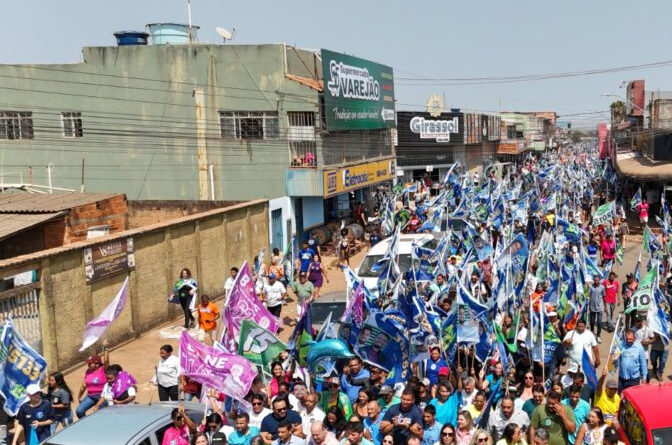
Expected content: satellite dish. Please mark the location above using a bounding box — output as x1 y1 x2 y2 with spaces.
216 26 236 42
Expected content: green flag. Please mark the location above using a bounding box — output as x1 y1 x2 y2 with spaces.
237 320 287 376
616 241 623 265
625 265 658 314
593 201 615 226
494 321 518 354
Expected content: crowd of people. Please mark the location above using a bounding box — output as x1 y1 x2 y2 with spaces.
11 143 672 445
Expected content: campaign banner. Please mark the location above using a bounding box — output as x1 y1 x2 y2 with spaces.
355 312 410 385
179 331 256 402
80 277 128 351
237 320 287 376
221 262 279 347
0 319 48 415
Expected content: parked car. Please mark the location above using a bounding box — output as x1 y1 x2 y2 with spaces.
617 382 672 445
355 233 437 295
44 402 205 445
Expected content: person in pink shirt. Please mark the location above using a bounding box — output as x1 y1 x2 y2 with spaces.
599 234 617 267
602 271 620 332
75 345 109 419
637 199 650 226
162 405 197 445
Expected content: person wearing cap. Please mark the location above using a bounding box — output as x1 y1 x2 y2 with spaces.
594 369 620 427
318 376 353 421
262 273 288 319
75 342 110 419
12 384 53 445
291 272 315 320
601 426 625 445
376 385 399 412
615 329 647 391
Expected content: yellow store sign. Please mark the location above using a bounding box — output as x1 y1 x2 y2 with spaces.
323 159 396 198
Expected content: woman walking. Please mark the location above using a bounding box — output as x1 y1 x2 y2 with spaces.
152 345 180 401
170 268 198 329
308 254 329 299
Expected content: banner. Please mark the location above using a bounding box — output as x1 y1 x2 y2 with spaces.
237 320 287 376
80 277 128 351
179 331 257 402
625 264 657 314
593 201 615 226
0 319 48 415
355 312 410 385
221 262 279 347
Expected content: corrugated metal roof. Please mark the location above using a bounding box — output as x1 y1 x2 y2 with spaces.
0 213 63 242
0 193 121 213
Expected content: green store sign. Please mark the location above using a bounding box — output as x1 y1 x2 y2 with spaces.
321 49 396 131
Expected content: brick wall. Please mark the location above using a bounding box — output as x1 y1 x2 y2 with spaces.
0 199 269 372
66 195 128 242
127 200 241 229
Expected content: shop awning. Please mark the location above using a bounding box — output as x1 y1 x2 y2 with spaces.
615 151 672 181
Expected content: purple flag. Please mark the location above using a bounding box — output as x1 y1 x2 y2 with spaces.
221 261 279 347
79 276 129 351
179 331 257 402
341 282 364 328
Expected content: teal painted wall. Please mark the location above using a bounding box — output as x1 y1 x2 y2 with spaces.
0 44 320 200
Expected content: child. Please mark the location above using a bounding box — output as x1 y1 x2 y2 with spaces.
197 294 220 344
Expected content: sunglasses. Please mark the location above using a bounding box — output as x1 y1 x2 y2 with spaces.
382 441 393 444
477 438 488 443
252 402 263 406
275 407 287 412
442 432 454 437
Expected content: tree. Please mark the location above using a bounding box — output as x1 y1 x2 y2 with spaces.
610 100 626 125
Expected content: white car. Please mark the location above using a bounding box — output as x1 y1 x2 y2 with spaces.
355 233 437 294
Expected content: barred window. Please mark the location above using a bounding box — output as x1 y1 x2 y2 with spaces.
0 111 34 140
219 111 279 140
62 112 83 138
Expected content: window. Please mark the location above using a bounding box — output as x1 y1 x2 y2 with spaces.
219 111 278 140
288 111 315 127
288 112 317 167
0 111 33 140
61 112 83 137
506 125 516 140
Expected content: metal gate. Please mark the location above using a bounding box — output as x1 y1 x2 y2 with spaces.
0 281 42 353
271 208 284 251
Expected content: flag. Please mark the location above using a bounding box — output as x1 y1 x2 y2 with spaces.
355 311 411 385
316 312 336 342
282 235 296 285
626 263 657 314
616 241 624 265
221 262 279 348
237 320 287 376
630 188 642 211
80 276 129 351
341 282 365 327
0 319 48 415
648 287 672 345
634 251 642 282
494 321 517 354
456 280 488 344
582 346 599 390
288 303 314 366
180 331 257 403
643 225 662 253
440 306 458 365
593 201 615 226
556 218 581 244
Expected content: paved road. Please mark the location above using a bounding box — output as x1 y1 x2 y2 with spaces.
62 229 669 411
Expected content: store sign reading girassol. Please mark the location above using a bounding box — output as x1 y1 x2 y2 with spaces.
410 116 459 142
323 159 396 197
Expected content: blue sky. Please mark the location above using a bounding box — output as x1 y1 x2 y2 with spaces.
4 0 672 129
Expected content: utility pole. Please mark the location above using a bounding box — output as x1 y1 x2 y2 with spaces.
193 89 209 200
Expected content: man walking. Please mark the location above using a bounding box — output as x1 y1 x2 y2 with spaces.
602 272 619 332
616 329 648 390
588 275 605 343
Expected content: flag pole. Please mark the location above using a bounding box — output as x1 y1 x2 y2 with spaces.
603 314 622 375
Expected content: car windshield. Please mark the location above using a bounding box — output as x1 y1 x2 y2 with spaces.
653 427 672 445
358 254 413 278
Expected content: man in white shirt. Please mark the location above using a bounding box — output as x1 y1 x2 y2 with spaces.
224 267 239 301
263 274 288 318
563 319 600 368
300 393 325 437
248 394 272 429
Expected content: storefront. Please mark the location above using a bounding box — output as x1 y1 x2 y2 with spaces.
496 140 526 163
322 158 396 218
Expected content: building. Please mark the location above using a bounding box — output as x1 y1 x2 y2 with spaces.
0 192 128 259
0 26 396 250
395 107 500 183
497 111 555 159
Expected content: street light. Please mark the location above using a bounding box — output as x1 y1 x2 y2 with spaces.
601 93 646 113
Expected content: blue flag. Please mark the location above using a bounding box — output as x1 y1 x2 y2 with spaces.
356 312 411 385
582 346 599 390
0 319 48 415
630 187 642 211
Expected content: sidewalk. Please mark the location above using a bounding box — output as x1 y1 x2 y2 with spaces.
63 246 371 407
